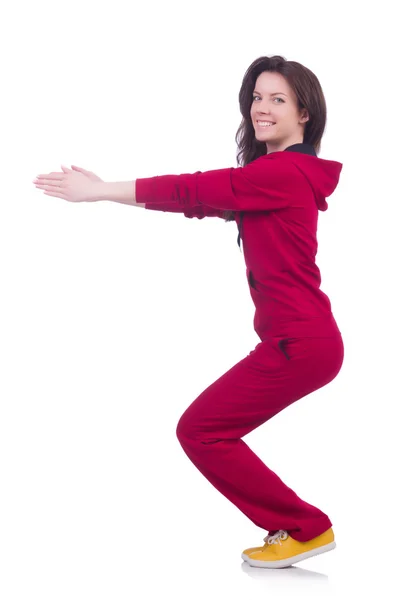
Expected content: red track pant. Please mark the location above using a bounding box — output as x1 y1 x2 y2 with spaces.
176 333 344 542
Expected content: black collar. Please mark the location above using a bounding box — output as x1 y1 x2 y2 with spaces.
284 143 317 156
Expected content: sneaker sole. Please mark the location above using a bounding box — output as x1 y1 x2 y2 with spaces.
247 541 336 568
241 548 264 562
241 552 250 562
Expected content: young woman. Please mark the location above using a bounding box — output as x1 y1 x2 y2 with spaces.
33 55 344 569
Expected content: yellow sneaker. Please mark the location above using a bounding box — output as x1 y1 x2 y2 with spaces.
246 528 336 569
241 532 275 562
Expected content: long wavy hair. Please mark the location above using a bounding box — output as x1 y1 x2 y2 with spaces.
223 55 327 222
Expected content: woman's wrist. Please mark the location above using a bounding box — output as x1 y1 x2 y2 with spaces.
97 180 144 207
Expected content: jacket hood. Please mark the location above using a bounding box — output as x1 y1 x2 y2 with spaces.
283 143 343 211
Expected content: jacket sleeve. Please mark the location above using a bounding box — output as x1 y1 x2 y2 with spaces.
135 153 302 215
136 174 226 219
142 199 225 219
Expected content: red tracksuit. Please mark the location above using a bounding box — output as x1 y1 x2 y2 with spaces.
135 143 344 542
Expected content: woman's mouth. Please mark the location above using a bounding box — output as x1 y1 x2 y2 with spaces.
256 120 275 128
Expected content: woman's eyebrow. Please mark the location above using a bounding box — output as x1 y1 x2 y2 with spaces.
253 91 288 96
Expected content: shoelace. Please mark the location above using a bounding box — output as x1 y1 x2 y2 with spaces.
265 530 289 546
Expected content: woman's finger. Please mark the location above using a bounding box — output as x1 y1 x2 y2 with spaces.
35 181 65 192
35 173 63 180
35 180 63 187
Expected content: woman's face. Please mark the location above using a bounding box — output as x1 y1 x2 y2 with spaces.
250 71 309 154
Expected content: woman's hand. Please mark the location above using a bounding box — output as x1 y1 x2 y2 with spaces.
33 165 104 202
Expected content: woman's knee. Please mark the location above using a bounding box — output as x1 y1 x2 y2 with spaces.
176 411 191 444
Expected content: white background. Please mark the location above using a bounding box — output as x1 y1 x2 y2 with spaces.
1 0 396 598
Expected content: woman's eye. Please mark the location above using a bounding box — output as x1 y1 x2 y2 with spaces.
253 96 284 103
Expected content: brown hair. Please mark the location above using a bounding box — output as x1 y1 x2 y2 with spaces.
223 55 327 222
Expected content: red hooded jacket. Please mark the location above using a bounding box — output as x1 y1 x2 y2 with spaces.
135 143 343 340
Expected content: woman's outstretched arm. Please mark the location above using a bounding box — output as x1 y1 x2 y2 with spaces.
98 179 225 219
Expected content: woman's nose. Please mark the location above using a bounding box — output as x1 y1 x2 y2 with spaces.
258 105 271 114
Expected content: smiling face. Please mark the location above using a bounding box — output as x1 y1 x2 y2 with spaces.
250 71 309 154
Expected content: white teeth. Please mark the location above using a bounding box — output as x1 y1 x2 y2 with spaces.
257 121 274 127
